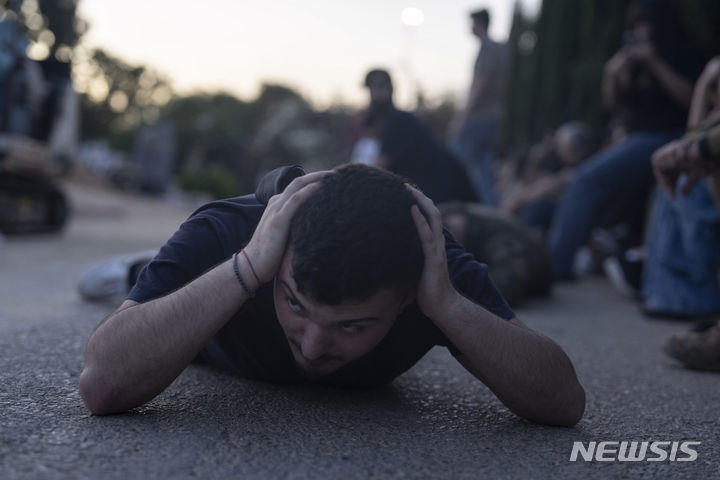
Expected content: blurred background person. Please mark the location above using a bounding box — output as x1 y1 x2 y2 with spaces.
448 7 508 206
440 202 553 307
547 0 707 280
500 121 596 234
648 56 720 370
0 10 76 235
640 55 720 320
352 68 476 204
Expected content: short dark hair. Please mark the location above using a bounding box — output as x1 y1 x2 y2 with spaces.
364 69 393 89
470 9 490 27
289 164 423 305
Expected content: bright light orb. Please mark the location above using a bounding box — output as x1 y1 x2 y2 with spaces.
400 7 424 27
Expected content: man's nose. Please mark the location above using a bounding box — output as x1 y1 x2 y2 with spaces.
300 324 330 361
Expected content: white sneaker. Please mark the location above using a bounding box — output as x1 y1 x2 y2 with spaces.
77 250 157 301
572 246 595 277
603 256 636 298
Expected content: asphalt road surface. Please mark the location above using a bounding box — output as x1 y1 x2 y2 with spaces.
1 180 718 479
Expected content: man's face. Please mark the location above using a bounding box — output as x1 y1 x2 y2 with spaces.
631 21 652 43
472 19 487 38
554 129 582 166
273 249 411 379
366 78 393 107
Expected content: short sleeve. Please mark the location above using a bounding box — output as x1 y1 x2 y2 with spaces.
127 196 263 303
426 229 515 357
444 228 515 321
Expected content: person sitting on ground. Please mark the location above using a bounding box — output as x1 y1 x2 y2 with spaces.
633 57 720 350
352 68 476 204
651 60 720 369
78 164 585 426
641 55 720 321
547 0 706 279
500 122 596 234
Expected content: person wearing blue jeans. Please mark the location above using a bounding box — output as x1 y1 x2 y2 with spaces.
548 131 680 278
448 8 507 207
548 0 707 278
451 115 500 206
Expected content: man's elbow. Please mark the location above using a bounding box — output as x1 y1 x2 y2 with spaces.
78 365 127 416
555 382 586 427
516 378 586 427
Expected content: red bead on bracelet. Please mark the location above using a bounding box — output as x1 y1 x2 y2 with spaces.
241 249 262 285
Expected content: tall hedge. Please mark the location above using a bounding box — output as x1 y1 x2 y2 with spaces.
503 0 720 149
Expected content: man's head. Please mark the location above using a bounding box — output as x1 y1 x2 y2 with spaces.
553 121 596 167
470 9 490 38
364 68 394 108
274 164 423 377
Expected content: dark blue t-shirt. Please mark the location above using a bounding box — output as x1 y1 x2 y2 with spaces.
128 183 514 388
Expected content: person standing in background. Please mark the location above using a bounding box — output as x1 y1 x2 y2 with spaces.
448 8 509 206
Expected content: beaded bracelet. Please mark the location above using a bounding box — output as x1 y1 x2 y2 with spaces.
232 252 255 298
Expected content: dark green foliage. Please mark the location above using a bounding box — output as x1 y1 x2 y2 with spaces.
77 49 172 141
178 164 240 199
0 0 86 59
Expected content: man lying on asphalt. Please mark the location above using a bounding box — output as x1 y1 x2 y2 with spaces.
79 164 585 426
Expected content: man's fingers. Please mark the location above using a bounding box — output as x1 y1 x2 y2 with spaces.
410 205 435 256
656 174 676 199
277 181 324 218
281 170 334 200
265 170 333 213
405 184 443 239
681 171 703 197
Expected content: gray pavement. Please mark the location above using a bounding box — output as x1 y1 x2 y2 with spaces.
1 180 718 479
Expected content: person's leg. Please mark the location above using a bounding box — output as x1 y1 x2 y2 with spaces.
521 198 557 234
548 132 677 278
642 178 720 316
450 115 499 206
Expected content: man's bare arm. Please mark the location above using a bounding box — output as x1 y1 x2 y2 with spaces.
437 299 584 427
688 56 720 128
79 260 256 415
407 184 585 427
79 171 333 415
637 45 694 110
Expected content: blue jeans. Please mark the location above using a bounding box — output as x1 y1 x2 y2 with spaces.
548 131 680 277
450 115 499 206
642 178 720 315
521 198 557 234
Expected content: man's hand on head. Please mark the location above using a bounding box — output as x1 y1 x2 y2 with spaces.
406 184 461 321
243 170 334 285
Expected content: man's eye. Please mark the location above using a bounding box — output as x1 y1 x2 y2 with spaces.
287 296 302 312
340 322 363 334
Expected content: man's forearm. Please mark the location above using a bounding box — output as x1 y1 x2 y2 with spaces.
646 55 694 110
79 257 255 415
433 292 586 426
